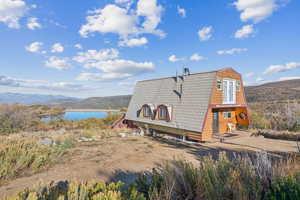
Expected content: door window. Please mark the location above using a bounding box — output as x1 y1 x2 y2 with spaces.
223 79 236 104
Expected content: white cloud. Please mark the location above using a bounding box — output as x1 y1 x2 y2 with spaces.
0 0 28 28
217 48 248 55
45 56 72 70
256 77 265 82
27 17 41 30
137 0 164 37
25 42 44 53
234 25 255 39
198 26 212 41
84 59 154 75
190 53 205 61
168 55 183 63
74 48 154 81
76 72 132 82
51 43 64 53
79 4 138 38
245 72 254 78
177 6 186 18
79 0 165 39
263 62 300 74
0 75 92 91
73 48 119 64
233 0 278 23
279 76 300 81
74 44 82 49
119 37 148 47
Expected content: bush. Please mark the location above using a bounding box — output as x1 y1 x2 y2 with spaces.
136 153 300 200
8 181 145 200
252 130 300 141
6 153 300 200
0 137 66 181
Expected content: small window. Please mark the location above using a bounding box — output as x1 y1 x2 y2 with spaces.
158 105 168 120
143 105 152 117
223 112 232 119
217 79 222 90
236 80 241 91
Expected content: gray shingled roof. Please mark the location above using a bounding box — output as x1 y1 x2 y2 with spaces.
125 70 217 132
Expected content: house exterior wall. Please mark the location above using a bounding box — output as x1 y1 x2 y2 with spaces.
201 68 249 141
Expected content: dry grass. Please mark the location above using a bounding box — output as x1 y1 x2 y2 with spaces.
252 129 300 141
0 136 66 182
6 152 300 200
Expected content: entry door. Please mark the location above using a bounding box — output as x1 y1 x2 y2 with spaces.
212 111 219 134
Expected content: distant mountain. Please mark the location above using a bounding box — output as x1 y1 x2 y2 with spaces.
48 95 132 109
4 79 298 108
0 93 80 105
245 79 300 102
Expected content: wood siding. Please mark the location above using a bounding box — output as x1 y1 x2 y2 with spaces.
201 68 249 141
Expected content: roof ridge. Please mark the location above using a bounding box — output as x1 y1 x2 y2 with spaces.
138 68 224 83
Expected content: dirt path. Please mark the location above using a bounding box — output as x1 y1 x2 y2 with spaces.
0 136 198 199
0 133 298 199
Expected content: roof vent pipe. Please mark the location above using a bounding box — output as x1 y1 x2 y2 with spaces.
183 67 190 76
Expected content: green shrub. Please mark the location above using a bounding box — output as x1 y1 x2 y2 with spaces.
7 181 145 200
0 137 66 181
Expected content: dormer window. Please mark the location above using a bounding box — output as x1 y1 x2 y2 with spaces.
157 105 169 121
141 104 153 118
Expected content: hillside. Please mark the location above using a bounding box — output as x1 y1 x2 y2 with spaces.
245 79 300 102
0 93 79 105
49 95 132 109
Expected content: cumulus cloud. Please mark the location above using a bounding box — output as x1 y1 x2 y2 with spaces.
263 62 300 74
234 25 255 39
168 55 183 63
74 44 82 49
190 53 205 61
79 4 138 38
245 72 254 78
27 17 41 30
177 6 186 18
73 48 119 64
76 72 132 82
0 0 28 28
84 59 154 75
0 75 92 91
73 48 154 82
217 48 248 55
137 0 164 37
79 0 165 40
51 43 64 53
25 42 44 53
45 56 72 70
233 0 278 23
118 37 148 47
198 26 212 41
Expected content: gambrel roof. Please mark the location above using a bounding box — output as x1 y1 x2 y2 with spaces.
125 69 219 132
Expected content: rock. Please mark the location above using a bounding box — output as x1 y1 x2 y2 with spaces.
118 133 128 137
77 136 93 142
39 138 55 146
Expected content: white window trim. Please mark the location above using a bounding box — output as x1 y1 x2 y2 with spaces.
223 79 236 104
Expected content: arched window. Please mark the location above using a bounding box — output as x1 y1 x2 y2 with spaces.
157 105 169 121
142 104 152 118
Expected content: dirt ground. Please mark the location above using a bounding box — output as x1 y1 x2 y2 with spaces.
0 132 298 199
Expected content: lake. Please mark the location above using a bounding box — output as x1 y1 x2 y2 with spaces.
43 111 108 121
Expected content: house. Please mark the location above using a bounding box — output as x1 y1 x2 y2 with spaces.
125 68 250 142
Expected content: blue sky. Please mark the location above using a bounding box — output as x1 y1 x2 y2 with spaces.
0 0 299 98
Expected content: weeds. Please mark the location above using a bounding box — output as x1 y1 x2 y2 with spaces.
6 152 300 199
0 136 67 182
